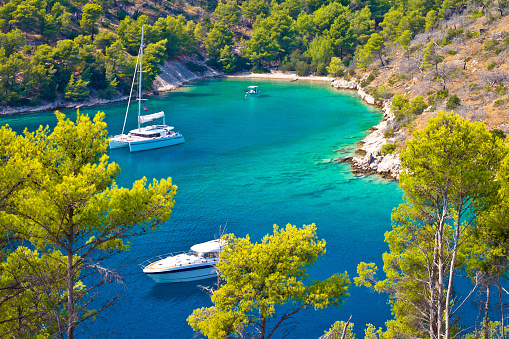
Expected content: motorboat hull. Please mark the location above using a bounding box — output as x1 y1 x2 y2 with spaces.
145 263 218 283
129 135 185 152
141 239 223 283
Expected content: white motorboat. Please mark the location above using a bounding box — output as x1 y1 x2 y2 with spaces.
246 85 260 94
140 239 223 283
109 25 184 152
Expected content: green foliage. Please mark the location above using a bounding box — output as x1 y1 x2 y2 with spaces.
447 50 458 55
242 0 270 24
296 60 310 76
461 321 509 339
186 61 207 73
360 68 379 88
392 95 427 121
421 40 443 72
388 73 405 86
445 94 460 109
493 99 505 107
214 0 241 27
64 74 90 102
205 22 235 65
490 128 506 139
484 39 499 51
365 84 392 100
218 45 238 74
187 224 350 339
381 142 396 154
326 57 345 77
425 10 437 32
0 113 178 338
360 112 506 339
356 33 384 70
325 320 356 339
249 64 270 73
384 128 395 138
80 4 102 39
487 61 496 70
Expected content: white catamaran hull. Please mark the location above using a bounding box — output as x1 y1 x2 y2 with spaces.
129 135 185 152
145 264 217 283
109 136 130 149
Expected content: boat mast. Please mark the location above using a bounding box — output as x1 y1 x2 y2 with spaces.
137 25 145 130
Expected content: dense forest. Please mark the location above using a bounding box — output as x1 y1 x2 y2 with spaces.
1 0 507 109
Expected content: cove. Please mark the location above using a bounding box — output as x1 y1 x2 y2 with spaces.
0 78 403 338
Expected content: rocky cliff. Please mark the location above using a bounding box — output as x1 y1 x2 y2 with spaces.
332 79 401 180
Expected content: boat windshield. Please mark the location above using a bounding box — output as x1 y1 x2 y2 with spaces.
190 251 219 258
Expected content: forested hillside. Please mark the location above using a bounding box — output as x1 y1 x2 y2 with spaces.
1 0 508 131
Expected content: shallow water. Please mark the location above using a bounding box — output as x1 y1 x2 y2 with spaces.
1 78 403 338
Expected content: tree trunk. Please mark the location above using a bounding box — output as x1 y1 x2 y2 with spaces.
67 248 75 339
260 317 266 339
498 276 504 338
445 204 463 339
483 282 491 339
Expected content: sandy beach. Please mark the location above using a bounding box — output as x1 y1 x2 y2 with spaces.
226 71 334 83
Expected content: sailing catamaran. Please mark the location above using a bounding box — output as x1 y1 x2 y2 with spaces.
109 25 185 152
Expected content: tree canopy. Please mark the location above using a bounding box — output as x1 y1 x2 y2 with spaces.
188 223 350 339
0 111 178 338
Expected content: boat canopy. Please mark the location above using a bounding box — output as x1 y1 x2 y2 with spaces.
191 239 224 253
248 86 258 88
139 111 165 124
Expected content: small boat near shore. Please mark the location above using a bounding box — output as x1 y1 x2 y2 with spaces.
140 239 223 283
246 85 260 95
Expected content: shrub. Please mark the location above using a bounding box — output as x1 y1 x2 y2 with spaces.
381 143 396 154
436 89 449 101
446 94 461 109
408 96 428 115
485 40 499 51
465 30 478 39
186 61 207 73
388 74 405 86
315 62 327 76
392 94 409 120
384 128 396 138
487 61 496 70
495 84 506 96
295 61 310 76
490 129 506 139
493 99 505 107
447 50 458 55
360 69 378 88
366 84 393 101
250 65 270 73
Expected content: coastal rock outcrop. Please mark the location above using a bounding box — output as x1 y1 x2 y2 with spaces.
331 79 358 90
348 100 401 180
153 56 221 91
330 79 401 179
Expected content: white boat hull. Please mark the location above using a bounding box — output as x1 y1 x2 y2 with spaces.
109 136 129 149
145 264 217 283
129 134 185 152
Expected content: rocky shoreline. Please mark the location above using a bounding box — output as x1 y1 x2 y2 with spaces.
331 79 401 180
0 56 222 116
0 64 400 179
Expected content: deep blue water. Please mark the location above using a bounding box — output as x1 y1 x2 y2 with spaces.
1 78 403 338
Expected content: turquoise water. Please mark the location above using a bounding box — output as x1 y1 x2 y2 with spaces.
1 78 403 338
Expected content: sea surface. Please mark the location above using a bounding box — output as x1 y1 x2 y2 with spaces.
1 78 404 338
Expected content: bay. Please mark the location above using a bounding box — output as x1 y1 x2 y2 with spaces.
0 78 403 338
